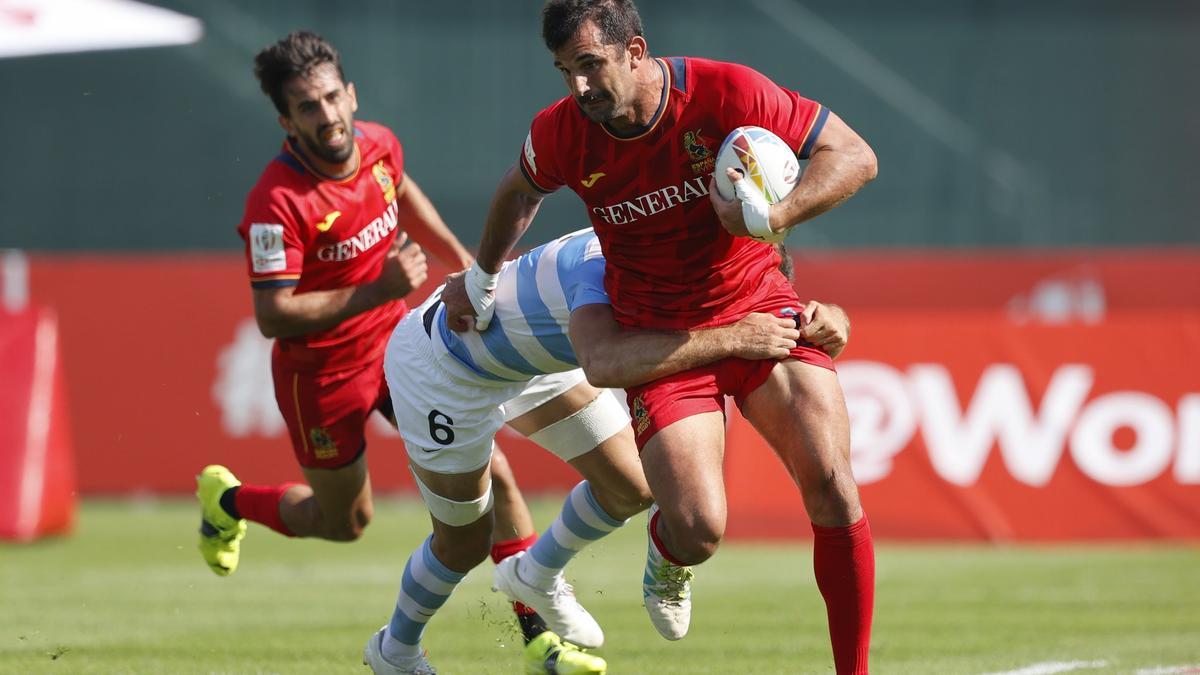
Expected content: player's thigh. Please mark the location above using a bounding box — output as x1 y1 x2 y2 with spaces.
639 411 728 534
740 358 861 524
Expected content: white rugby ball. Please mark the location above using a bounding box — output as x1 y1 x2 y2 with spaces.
714 126 802 243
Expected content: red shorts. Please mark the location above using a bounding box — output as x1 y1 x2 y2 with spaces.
272 346 393 469
624 285 835 450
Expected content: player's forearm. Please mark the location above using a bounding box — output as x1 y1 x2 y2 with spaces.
255 284 387 339
581 327 732 389
396 176 473 269
771 115 877 234
477 167 543 273
773 152 874 231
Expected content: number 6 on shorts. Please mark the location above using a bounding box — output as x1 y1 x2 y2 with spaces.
427 409 455 446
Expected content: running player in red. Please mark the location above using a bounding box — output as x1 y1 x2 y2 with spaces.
195 32 582 667
443 2 878 673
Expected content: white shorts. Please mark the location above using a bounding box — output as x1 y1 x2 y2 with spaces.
384 296 623 474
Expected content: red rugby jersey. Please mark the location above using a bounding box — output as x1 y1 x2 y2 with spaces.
519 57 828 329
236 121 408 372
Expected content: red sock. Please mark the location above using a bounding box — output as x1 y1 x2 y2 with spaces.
491 534 538 616
812 515 874 675
649 508 688 566
234 483 301 537
491 532 537 563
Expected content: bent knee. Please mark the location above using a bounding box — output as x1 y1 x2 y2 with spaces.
660 515 724 564
670 530 722 565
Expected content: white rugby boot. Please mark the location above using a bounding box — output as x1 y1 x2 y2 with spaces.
492 550 604 648
362 626 436 675
642 503 694 640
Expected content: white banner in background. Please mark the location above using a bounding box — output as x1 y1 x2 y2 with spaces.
0 0 201 58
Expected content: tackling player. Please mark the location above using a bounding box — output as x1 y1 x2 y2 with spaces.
194 31 572 667
364 228 850 674
443 2 878 673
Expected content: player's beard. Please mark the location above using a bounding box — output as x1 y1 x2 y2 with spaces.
299 122 355 165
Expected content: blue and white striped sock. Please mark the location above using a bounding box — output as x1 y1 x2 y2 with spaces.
382 535 466 663
521 481 626 587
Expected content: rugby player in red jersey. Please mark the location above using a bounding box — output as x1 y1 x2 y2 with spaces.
194 31 572 663
443 2 878 673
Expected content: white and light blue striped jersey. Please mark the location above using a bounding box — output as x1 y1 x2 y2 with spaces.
434 228 608 382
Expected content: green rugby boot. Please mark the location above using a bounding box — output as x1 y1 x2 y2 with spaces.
524 631 607 675
195 465 246 576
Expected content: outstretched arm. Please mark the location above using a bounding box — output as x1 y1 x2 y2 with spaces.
569 304 800 389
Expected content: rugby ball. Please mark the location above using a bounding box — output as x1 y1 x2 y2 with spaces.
714 126 801 242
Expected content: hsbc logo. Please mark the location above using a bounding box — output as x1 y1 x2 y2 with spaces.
841 361 1200 488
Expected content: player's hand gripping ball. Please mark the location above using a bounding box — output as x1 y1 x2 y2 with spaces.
714 126 802 243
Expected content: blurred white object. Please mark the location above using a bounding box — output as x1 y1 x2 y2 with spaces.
211 318 285 438
2 249 28 312
0 0 202 58
1007 272 1106 324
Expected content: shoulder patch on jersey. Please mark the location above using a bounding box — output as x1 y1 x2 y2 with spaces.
667 57 687 93
523 132 538 175
249 223 287 273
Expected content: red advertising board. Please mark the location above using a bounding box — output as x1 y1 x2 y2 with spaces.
726 310 1200 541
10 249 1200 540
22 254 579 496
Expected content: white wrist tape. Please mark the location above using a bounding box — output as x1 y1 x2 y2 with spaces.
466 260 499 330
733 178 780 242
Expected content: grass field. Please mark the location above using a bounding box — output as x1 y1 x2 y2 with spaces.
1 498 1198 674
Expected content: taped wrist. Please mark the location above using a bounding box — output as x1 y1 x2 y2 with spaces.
733 179 779 242
466 260 499 329
467 260 499 292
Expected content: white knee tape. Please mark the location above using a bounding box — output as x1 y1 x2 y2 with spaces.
527 388 631 462
410 469 494 527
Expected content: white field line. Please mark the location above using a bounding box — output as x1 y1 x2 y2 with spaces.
982 661 1109 675
1136 667 1200 675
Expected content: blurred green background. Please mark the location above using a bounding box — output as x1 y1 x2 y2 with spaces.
2 0 1197 251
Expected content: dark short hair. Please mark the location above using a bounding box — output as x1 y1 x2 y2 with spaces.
253 31 345 116
542 0 644 53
